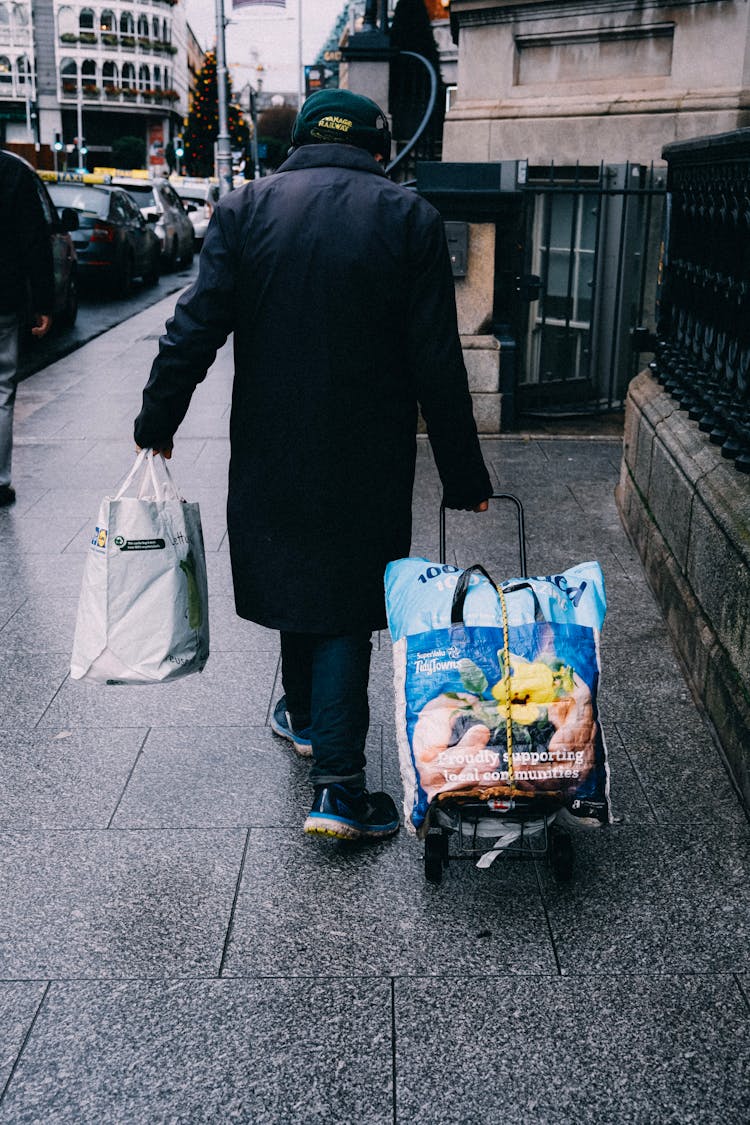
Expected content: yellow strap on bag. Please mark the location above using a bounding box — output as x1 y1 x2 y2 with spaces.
496 583 516 794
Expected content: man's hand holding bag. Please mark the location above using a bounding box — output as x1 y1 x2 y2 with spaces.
71 449 209 685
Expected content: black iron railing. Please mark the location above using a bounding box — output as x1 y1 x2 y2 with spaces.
650 129 750 473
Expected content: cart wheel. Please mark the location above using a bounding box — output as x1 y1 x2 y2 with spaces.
438 831 450 865
549 828 574 882
424 834 445 885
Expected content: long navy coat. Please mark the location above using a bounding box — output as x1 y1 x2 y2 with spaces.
134 144 492 632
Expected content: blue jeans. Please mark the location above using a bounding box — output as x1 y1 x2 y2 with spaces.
280 630 372 789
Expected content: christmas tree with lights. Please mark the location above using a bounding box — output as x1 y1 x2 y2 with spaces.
183 51 249 177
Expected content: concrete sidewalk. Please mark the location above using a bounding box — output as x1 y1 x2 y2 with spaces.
0 293 748 1124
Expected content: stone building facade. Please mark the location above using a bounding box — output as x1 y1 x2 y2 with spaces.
445 0 750 165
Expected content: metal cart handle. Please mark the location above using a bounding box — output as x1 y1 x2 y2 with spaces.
439 492 528 577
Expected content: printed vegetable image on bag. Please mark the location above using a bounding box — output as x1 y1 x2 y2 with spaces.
385 557 610 832
70 449 209 685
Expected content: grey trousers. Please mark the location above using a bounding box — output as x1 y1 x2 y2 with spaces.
0 313 19 488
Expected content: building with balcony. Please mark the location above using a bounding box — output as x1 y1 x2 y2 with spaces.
15 0 193 170
185 18 203 110
0 3 35 142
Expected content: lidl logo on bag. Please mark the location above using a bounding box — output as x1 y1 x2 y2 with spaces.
91 526 108 551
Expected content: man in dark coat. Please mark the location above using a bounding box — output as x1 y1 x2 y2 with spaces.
0 150 55 506
134 89 492 841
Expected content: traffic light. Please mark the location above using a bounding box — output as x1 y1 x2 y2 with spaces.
175 134 184 158
53 131 63 151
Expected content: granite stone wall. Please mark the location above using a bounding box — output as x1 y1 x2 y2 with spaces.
616 370 750 806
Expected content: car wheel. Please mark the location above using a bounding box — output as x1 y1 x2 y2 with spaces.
59 271 78 329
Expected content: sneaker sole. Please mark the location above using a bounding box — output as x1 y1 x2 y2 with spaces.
303 813 399 841
269 715 313 758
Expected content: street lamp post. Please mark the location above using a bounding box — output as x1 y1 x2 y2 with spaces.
76 83 85 172
214 0 233 197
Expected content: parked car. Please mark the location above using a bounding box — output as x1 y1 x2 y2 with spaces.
170 177 220 247
47 181 161 296
117 178 194 270
14 156 79 330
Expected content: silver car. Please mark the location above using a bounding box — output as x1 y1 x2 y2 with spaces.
171 178 220 247
117 177 194 271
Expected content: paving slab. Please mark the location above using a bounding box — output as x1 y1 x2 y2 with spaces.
110 725 382 830
0 596 79 655
538 820 750 975
613 717 742 826
394 974 750 1125
0 982 47 1096
0 517 88 558
0 979 393 1125
0 594 27 631
222 829 557 979
207 597 280 652
0 829 245 979
0 553 86 599
0 728 146 830
39 650 278 730
598 635 691 723
0 653 70 727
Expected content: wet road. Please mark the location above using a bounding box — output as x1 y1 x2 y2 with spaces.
18 258 199 382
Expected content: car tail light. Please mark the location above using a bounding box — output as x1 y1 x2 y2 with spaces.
90 222 115 243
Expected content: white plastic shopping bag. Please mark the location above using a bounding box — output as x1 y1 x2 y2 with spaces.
71 450 209 685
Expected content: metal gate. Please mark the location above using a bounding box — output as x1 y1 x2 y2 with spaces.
516 162 667 416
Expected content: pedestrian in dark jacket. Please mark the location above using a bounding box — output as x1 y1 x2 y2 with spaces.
0 150 55 506
134 89 492 841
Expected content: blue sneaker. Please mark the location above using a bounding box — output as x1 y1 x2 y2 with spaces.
270 697 313 758
304 784 400 841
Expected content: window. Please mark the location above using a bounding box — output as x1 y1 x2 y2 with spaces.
79 7 94 31
138 63 149 91
60 56 77 93
137 14 148 37
81 58 97 88
525 191 599 387
0 55 11 86
122 184 157 210
121 61 135 88
153 65 161 89
102 60 118 86
120 12 134 35
47 184 110 218
110 194 128 223
100 10 114 32
119 192 142 221
15 53 29 86
162 19 169 43
35 180 56 227
11 4 28 31
152 16 159 40
57 6 75 36
0 6 9 38
161 184 181 209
